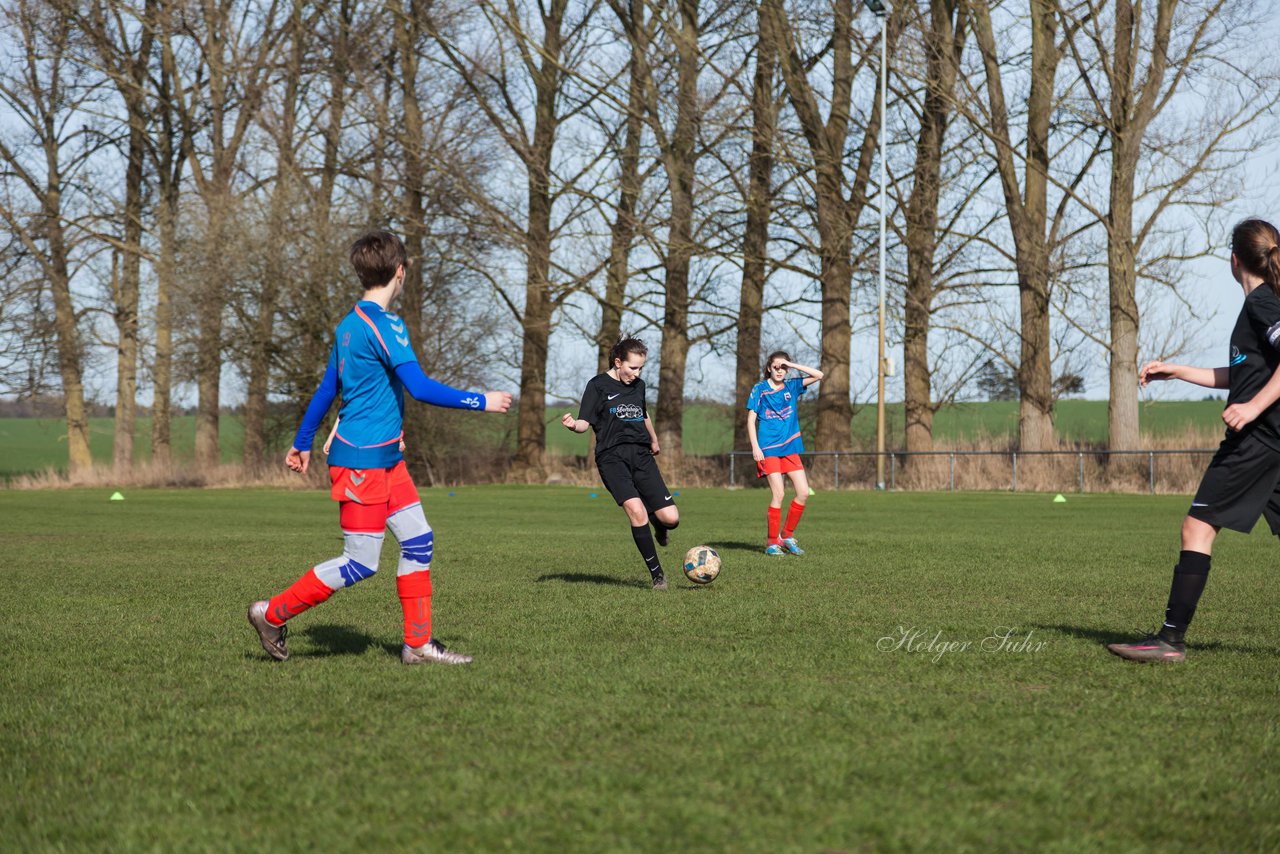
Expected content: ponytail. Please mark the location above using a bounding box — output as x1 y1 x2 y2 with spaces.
1230 218 1280 294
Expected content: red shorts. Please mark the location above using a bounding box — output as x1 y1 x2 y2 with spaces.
329 460 421 533
757 453 804 478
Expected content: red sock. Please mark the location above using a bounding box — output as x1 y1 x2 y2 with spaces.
767 506 782 545
782 501 806 539
266 568 335 626
397 570 433 648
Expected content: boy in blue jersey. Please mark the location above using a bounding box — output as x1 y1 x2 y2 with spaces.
747 351 823 555
248 231 512 665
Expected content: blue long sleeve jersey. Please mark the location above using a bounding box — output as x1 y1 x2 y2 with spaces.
293 301 486 469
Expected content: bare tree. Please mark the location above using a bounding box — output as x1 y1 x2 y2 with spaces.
72 0 156 472
763 0 906 451
157 0 284 468
427 0 598 476
731 0 778 452
0 0 104 474
901 0 968 453
1062 0 1280 449
969 0 1097 451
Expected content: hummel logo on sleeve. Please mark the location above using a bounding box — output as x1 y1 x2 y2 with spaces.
395 335 409 347
1268 321 1280 349
390 322 404 333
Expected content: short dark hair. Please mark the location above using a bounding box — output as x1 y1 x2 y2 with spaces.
349 231 407 290
609 334 648 367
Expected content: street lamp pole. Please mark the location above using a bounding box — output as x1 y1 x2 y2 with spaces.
865 0 888 490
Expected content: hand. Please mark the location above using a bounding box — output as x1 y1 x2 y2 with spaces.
650 440 661 456
399 439 406 452
1138 361 1179 387
322 436 333 455
1223 401 1261 432
484 391 513 413
285 447 310 474
752 447 764 462
561 413 578 431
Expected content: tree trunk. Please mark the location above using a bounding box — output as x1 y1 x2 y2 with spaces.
598 2 647 374
654 0 700 457
814 170 854 451
903 0 966 454
733 1 777 453
112 57 149 473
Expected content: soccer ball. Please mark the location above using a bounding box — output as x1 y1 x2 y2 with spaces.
683 545 721 584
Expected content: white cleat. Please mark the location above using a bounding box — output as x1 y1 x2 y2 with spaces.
402 639 473 665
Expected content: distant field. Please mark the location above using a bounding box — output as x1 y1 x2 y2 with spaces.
2 487 1277 849
2 399 1225 475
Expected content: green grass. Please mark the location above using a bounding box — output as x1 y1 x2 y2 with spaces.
2 399 1226 475
2 486 1277 850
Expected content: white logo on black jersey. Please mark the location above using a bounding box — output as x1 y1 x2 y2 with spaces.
613 403 643 421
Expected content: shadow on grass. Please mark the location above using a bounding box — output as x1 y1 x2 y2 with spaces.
705 540 766 555
537 572 650 589
303 624 399 658
1030 622 1257 654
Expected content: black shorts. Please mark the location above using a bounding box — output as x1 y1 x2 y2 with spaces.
596 444 675 510
1188 430 1280 534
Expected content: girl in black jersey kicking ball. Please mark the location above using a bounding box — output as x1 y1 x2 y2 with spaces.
562 336 679 590
1109 218 1280 663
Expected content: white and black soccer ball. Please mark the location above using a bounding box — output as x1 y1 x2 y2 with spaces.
683 545 721 585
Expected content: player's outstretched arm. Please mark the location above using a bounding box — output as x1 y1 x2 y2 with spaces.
1139 361 1228 389
394 362 501 412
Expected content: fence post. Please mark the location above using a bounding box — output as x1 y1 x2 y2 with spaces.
890 453 896 490
1149 451 1155 494
949 453 955 492
1012 452 1018 492
834 453 840 490
1078 452 1084 493
729 453 735 487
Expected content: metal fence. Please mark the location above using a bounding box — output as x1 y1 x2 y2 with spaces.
726 448 1219 493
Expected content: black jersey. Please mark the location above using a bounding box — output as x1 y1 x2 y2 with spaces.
578 373 650 456
1226 284 1280 448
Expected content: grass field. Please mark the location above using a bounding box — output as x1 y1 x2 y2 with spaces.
0 399 1226 477
2 486 1277 850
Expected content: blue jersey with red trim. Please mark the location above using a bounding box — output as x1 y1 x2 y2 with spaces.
326 301 419 469
747 377 807 457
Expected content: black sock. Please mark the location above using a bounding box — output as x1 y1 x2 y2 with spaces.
1159 550 1211 642
631 525 663 578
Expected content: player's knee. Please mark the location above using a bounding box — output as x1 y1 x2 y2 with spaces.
314 531 384 588
657 508 679 528
387 502 431 542
399 530 434 568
